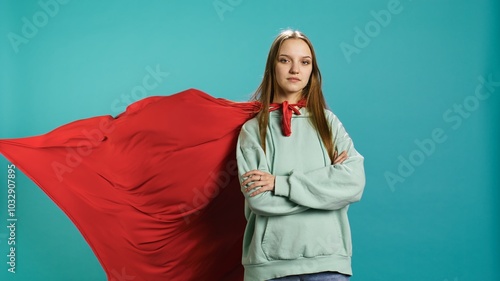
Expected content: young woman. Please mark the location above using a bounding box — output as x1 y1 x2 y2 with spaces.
237 30 366 281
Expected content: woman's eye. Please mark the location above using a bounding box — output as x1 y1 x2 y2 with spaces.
279 58 289 63
302 60 311 65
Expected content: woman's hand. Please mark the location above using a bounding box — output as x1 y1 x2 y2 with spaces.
241 151 346 197
333 150 348 165
241 170 275 197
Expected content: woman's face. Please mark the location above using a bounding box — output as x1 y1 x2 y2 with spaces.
274 38 313 102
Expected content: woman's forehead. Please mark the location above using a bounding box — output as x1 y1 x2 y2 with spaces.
279 39 312 57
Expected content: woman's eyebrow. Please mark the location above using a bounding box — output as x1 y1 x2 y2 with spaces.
279 54 312 59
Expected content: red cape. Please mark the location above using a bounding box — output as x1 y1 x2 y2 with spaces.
0 89 260 281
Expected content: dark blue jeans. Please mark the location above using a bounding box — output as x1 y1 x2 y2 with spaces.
268 272 350 281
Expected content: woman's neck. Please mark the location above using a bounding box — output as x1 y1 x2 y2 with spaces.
272 91 303 104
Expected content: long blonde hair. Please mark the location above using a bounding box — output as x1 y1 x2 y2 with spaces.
251 29 335 163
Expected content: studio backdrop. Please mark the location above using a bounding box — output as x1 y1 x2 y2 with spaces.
1 0 499 280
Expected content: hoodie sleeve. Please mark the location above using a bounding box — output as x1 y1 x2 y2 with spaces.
237 121 309 217
273 112 365 210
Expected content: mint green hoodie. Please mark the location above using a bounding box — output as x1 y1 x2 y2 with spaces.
236 107 365 281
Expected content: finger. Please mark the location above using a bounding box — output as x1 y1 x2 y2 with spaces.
248 182 268 194
250 190 261 197
334 151 348 164
241 178 250 186
242 170 261 178
242 171 269 187
335 156 346 164
244 179 259 192
246 185 260 194
241 173 260 186
241 173 254 186
241 172 260 186
250 186 268 197
245 178 268 193
339 151 348 161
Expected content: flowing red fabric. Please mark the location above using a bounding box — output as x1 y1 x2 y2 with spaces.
0 89 260 281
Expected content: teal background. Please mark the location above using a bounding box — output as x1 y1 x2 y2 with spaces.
0 0 499 280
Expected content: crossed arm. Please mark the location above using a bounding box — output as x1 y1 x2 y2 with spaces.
241 150 348 196
236 115 365 216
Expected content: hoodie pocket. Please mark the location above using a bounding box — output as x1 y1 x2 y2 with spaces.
261 210 350 260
